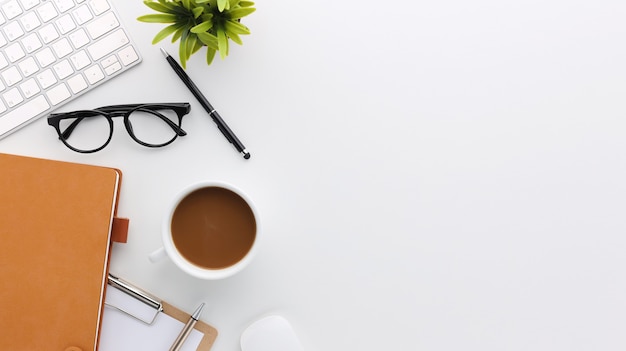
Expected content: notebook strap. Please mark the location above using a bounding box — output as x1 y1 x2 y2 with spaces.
111 217 129 243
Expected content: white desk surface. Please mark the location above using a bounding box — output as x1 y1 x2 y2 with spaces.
2 0 626 350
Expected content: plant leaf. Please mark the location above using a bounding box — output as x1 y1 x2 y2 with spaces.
217 30 228 59
154 0 179 11
168 4 191 16
190 21 213 33
225 30 242 45
172 25 188 42
227 7 255 20
179 31 189 68
187 33 197 58
137 14 179 23
192 6 204 18
206 47 217 65
192 37 204 54
224 20 249 35
217 0 227 12
198 13 213 22
238 1 254 7
152 23 181 44
197 32 218 50
143 1 173 13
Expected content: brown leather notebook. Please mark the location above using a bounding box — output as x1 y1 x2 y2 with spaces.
0 153 129 351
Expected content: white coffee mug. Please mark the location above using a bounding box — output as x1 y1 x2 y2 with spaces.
149 181 260 280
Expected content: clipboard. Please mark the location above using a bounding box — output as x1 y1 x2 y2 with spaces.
100 274 218 351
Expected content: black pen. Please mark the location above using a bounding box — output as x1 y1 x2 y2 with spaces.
160 48 250 159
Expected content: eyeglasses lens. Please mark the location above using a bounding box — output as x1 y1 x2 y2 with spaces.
59 112 111 152
127 108 181 146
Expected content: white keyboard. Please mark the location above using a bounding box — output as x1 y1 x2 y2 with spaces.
0 0 141 138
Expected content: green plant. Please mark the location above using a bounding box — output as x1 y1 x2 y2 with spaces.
137 0 256 68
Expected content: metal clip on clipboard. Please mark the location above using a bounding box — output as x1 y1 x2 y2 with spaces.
106 273 164 325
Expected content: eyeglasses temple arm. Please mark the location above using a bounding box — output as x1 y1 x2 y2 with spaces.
60 116 84 139
95 103 190 113
148 110 187 136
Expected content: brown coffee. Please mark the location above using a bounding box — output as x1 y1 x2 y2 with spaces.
171 186 256 269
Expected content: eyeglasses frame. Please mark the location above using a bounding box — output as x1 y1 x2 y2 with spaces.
47 103 191 153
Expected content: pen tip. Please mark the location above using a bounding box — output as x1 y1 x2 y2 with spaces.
160 48 169 57
192 303 205 320
243 150 251 159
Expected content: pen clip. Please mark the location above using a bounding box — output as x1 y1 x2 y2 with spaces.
107 274 164 325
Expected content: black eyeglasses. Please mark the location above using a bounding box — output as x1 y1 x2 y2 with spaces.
47 103 191 153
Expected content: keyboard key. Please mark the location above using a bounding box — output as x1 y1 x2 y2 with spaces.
56 14 76 34
18 56 39 77
101 55 117 67
53 59 73 79
87 28 128 61
69 28 89 48
46 83 71 105
35 47 55 67
3 21 25 41
104 61 121 75
3 87 24 107
69 50 90 70
0 95 49 132
84 64 104 84
0 53 8 69
72 5 92 25
0 100 6 113
5 42 25 62
36 69 57 89
67 74 88 93
37 2 58 22
2 66 22 86
20 11 41 31
38 23 59 43
2 1 23 20
118 46 139 66
18 0 40 11
85 11 118 39
19 77 40 98
52 37 73 58
21 32 41 52
88 0 110 16
0 32 6 47
53 0 75 13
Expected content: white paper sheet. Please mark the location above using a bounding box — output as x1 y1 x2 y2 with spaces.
99 287 203 351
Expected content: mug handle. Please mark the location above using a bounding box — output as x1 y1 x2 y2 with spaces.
148 247 167 263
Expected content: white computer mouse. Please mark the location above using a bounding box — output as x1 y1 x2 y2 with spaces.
240 315 304 351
